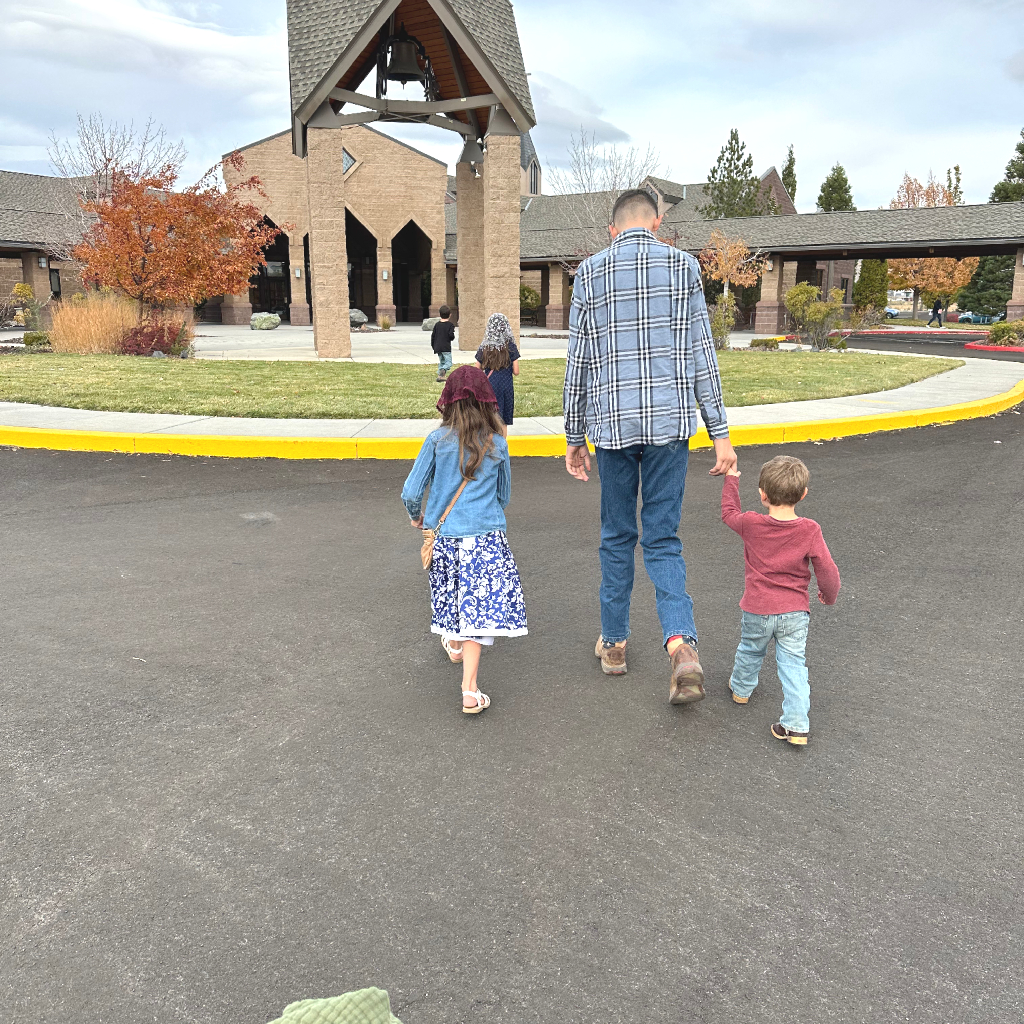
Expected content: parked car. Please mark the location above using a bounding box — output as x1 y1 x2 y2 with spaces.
957 311 1005 324
884 307 901 318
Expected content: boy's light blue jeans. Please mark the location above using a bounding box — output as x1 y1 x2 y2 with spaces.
730 610 811 732
437 351 453 375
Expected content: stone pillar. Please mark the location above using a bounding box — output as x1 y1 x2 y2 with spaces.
429 241 446 318
543 262 573 330
445 265 458 322
375 241 396 325
305 128 350 357
1007 247 1024 322
221 292 253 325
456 161 485 350
538 264 550 327
481 120 522 346
288 232 311 325
754 257 799 334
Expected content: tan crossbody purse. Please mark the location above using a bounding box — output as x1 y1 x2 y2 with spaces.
420 478 469 570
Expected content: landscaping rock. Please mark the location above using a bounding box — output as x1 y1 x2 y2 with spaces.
350 308 368 327
151 351 167 358
422 317 441 332
250 313 281 331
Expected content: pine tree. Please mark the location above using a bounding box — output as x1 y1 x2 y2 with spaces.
699 129 774 219
852 259 888 310
957 130 1024 315
991 129 1024 203
816 164 856 212
781 144 796 202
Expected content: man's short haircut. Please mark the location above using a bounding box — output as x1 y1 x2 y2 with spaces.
439 304 451 318
611 189 658 227
759 456 810 507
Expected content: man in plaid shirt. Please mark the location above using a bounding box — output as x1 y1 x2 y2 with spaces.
563 189 737 704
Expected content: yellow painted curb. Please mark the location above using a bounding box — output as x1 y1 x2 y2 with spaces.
1 378 1021 460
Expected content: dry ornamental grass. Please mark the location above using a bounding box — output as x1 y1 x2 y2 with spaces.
49 291 138 354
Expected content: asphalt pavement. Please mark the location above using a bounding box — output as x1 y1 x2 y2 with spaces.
847 334 1024 362
2 410 1022 1024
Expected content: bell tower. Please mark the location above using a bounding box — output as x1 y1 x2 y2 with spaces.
287 0 536 357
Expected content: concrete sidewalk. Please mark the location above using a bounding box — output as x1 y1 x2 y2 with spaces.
0 356 1021 440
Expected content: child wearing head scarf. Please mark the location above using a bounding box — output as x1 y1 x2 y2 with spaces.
475 313 521 435
401 365 528 715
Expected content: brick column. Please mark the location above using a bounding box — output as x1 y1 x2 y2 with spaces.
543 262 573 330
375 240 396 325
1007 247 1024 322
754 256 798 334
456 161 484 350
221 292 253 325
305 128 350 357
287 231 310 325
429 240 446 318
481 126 522 346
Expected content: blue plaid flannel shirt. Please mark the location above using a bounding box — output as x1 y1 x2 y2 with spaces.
563 228 730 449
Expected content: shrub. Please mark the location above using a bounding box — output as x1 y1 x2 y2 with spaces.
50 290 137 354
122 312 195 357
709 292 736 350
0 297 16 328
749 337 779 350
847 305 886 333
379 315 393 331
12 282 47 331
785 284 845 350
520 284 541 310
987 321 1024 346
23 331 50 347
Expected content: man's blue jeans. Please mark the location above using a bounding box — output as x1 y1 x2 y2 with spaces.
437 351 453 375
729 611 811 732
594 442 697 648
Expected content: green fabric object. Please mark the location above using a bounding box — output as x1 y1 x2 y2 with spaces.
266 987 403 1024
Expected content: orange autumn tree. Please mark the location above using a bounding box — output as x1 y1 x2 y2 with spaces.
888 168 978 320
693 228 768 347
74 151 279 315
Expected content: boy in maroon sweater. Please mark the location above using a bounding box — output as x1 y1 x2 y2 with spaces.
721 455 840 746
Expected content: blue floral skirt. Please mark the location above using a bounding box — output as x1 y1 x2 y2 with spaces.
429 531 528 639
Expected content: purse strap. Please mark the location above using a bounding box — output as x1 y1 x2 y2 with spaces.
433 477 469 531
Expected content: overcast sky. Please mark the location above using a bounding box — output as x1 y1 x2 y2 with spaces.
4 0 1024 211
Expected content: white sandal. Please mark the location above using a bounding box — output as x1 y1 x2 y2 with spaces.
442 636 463 663
462 689 491 715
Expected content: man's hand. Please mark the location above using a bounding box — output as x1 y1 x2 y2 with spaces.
566 444 591 482
709 437 738 477
410 515 424 529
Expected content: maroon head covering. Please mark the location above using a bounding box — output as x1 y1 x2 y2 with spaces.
436 364 498 412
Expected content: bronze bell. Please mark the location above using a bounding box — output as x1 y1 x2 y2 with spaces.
386 39 424 85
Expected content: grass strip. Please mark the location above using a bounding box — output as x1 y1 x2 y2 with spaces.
0 351 962 420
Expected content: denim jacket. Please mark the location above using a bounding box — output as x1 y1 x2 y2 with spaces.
402 428 511 537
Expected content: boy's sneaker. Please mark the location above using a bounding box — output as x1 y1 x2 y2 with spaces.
771 722 808 746
728 685 749 705
595 636 627 675
669 643 705 704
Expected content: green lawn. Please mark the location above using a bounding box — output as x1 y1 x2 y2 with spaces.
0 351 962 419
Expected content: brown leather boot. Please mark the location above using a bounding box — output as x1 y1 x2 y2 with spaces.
595 636 627 675
669 642 705 704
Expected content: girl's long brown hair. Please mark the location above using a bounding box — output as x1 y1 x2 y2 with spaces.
478 343 511 371
441 397 505 480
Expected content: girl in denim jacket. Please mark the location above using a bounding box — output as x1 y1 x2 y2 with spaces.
402 365 528 714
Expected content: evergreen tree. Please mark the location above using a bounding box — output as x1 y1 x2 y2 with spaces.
852 259 888 310
781 144 796 202
699 129 775 219
957 130 1024 315
991 129 1024 203
816 163 856 212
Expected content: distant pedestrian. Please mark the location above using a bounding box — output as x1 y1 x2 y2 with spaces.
402 365 527 714
564 188 737 705
475 312 520 436
431 305 456 381
927 299 942 327
720 456 841 746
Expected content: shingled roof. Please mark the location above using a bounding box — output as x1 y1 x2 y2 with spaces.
286 0 535 130
0 170 84 250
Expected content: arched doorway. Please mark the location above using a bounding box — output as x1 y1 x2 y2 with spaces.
346 210 377 320
250 218 291 320
392 220 432 323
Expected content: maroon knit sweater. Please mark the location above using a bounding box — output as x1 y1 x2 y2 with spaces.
721 476 841 614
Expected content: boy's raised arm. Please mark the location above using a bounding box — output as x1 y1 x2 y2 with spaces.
721 472 745 535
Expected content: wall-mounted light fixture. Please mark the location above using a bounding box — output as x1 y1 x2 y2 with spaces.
295 267 302 278
382 269 389 281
